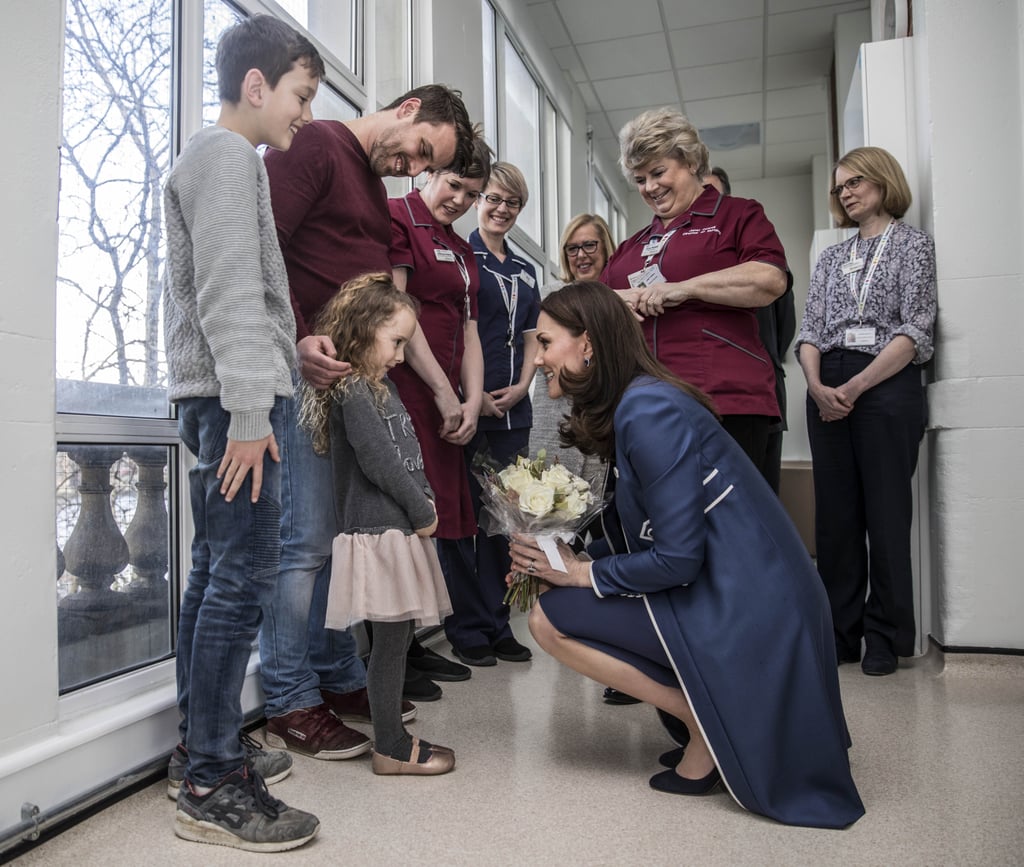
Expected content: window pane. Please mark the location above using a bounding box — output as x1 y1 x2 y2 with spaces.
544 100 559 258
375 0 410 106
313 81 360 122
274 0 356 74
57 0 174 418
57 445 175 692
203 0 244 127
481 0 497 148
592 176 610 224
557 115 572 244
503 38 541 241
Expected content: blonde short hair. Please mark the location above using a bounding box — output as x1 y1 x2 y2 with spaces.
558 214 615 282
486 161 529 206
829 146 913 228
618 108 709 179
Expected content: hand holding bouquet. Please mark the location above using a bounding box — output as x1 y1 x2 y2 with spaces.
473 450 604 611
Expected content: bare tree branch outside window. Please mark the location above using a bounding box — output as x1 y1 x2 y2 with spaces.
58 0 172 389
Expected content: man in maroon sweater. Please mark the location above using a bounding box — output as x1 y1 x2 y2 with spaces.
260 86 477 760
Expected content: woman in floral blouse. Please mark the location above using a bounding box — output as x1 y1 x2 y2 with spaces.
796 146 936 677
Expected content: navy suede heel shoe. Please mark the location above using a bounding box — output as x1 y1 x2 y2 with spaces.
649 767 721 796
658 746 685 768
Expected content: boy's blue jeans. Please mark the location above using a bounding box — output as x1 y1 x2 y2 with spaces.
258 380 365 719
175 396 285 787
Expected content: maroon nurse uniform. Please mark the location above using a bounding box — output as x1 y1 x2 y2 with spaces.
387 189 479 539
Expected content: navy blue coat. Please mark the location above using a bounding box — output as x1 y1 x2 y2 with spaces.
591 377 864 829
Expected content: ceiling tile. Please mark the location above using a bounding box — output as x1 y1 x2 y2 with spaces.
766 83 828 117
551 45 588 83
706 143 763 176
766 2 867 54
529 2 572 49
663 0 763 29
679 58 762 101
669 17 764 68
765 48 832 89
594 70 680 111
768 0 868 14
683 92 763 128
606 105 671 136
551 0 664 43
577 33 672 81
765 139 826 174
577 80 601 112
765 113 827 143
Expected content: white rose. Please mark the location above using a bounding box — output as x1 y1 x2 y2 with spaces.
572 476 591 494
542 464 575 496
561 488 589 519
519 481 556 517
499 465 535 495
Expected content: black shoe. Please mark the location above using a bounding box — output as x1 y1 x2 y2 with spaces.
407 646 472 681
655 708 691 749
658 746 685 768
492 637 532 662
402 669 442 701
861 649 897 676
603 687 641 705
452 645 497 666
862 634 898 676
649 767 721 796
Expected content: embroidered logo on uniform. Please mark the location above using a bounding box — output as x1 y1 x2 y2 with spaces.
639 519 654 541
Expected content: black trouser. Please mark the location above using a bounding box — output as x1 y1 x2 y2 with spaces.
806 351 925 657
720 414 774 485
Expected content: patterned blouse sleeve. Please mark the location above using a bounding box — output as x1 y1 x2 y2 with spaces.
891 229 937 364
795 245 833 353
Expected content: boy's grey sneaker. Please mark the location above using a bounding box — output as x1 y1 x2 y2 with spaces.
174 767 319 852
166 734 293 799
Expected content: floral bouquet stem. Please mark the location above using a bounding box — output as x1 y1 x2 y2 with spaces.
504 570 540 612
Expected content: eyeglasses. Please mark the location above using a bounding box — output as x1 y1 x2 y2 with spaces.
483 193 523 210
830 175 866 197
564 240 601 257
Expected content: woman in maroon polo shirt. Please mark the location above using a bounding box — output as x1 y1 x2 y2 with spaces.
388 136 497 673
603 108 790 477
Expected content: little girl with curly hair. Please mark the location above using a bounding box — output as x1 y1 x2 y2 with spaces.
300 272 455 775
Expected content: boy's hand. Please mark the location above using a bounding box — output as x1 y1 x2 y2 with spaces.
298 335 352 389
219 434 280 503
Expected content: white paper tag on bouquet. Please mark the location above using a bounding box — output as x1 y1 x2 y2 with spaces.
537 534 568 573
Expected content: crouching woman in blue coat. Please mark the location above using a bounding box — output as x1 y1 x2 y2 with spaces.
510 281 864 830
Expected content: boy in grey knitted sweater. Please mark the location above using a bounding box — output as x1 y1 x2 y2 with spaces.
161 15 324 853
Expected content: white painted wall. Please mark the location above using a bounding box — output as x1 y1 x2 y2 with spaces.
915 0 1024 649
0 0 62 744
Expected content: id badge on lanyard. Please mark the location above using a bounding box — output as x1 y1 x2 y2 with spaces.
843 220 895 348
628 229 675 288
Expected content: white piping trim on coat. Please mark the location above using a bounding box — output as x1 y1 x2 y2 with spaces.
704 485 734 514
703 468 719 485
641 594 744 812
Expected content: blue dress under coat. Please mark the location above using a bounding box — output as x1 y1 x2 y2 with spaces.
590 377 865 829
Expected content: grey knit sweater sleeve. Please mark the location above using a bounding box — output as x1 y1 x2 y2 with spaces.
163 126 297 441
330 379 437 534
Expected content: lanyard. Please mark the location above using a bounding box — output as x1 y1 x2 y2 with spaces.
435 237 471 323
642 228 678 268
486 265 519 347
847 220 895 322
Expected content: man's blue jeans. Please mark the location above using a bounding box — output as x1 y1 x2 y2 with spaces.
258 381 365 718
176 396 286 786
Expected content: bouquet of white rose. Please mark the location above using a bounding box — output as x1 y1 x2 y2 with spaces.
473 450 605 611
